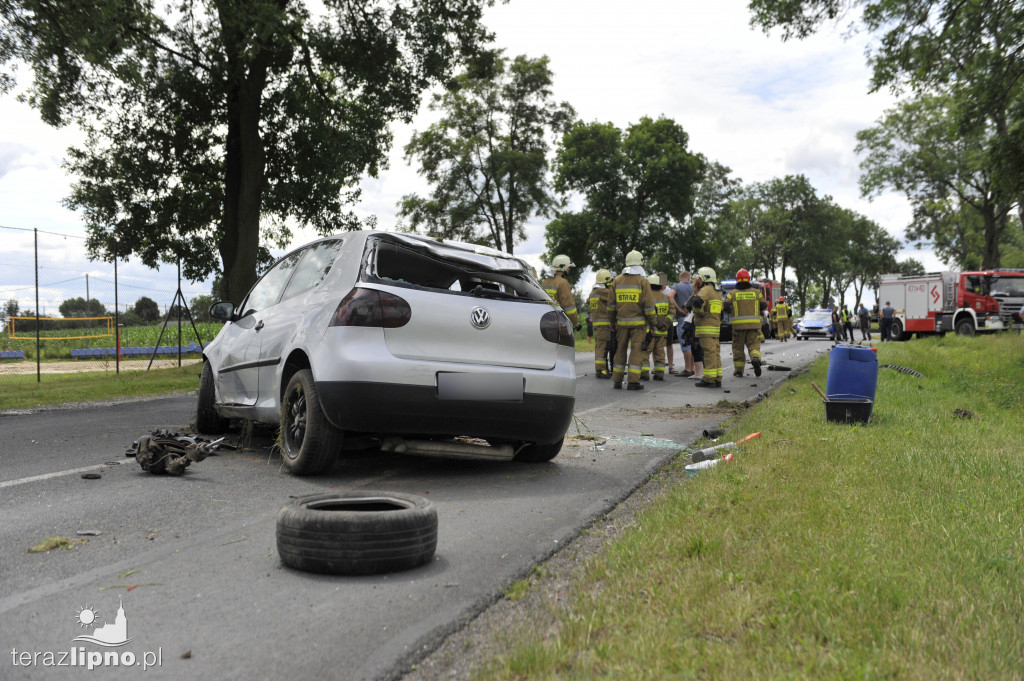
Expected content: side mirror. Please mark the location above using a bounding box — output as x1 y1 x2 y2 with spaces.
209 301 235 321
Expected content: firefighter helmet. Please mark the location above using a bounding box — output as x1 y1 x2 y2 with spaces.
778 296 786 303
596 268 613 284
735 268 750 282
551 254 574 272
648 273 661 286
625 250 643 267
696 266 717 284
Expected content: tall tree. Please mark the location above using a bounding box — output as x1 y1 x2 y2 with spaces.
654 160 741 276
857 93 1015 269
1 0 494 302
545 116 705 273
400 52 575 254
847 214 900 307
749 0 1024 241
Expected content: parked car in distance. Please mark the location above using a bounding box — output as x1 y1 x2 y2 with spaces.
794 308 835 340
197 230 577 475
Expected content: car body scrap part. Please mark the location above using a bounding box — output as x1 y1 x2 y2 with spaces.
129 430 228 476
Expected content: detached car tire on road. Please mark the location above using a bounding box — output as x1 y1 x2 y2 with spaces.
277 492 438 575
197 230 577 475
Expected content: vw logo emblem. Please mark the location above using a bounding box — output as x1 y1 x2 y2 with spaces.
470 307 491 329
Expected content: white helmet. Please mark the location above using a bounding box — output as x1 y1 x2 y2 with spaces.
648 274 661 286
625 250 643 267
551 254 574 272
595 268 613 284
696 266 717 284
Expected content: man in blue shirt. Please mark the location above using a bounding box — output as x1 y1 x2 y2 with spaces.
880 301 895 341
666 271 695 377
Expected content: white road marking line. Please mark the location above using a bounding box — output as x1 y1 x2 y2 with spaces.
0 460 131 489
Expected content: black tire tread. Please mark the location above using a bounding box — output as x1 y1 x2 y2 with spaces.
280 369 342 476
196 361 227 434
275 492 438 575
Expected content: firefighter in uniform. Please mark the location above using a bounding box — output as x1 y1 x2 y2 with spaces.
687 267 723 388
643 274 674 381
774 296 791 342
608 250 658 391
588 269 614 378
541 254 580 330
723 268 767 378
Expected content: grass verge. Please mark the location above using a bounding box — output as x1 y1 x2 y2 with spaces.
478 333 1024 680
0 365 200 411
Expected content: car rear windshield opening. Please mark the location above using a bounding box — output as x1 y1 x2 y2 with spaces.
365 239 549 302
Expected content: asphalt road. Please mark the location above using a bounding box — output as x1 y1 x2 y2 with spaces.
0 339 832 680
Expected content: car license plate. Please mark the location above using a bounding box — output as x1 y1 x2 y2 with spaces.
436 372 524 401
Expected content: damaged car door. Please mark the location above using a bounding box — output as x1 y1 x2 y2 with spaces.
215 249 306 406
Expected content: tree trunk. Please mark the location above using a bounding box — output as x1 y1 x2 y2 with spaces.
981 203 1000 270
217 3 270 304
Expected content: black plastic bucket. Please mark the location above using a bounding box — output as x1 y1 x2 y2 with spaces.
823 396 874 424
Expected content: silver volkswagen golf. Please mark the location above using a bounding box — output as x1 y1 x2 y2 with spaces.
197 230 577 475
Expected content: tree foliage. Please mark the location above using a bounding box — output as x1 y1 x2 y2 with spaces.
1 0 495 302
400 52 575 254
857 93 1016 269
59 297 107 318
653 160 740 276
133 296 160 323
545 116 705 274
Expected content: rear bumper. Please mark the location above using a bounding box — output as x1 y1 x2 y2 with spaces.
317 381 575 445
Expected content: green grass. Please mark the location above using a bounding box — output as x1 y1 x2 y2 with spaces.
0 365 201 411
477 333 1024 680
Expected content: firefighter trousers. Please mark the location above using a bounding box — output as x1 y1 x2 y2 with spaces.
612 326 647 384
642 334 667 378
731 328 761 374
593 325 611 375
697 335 722 383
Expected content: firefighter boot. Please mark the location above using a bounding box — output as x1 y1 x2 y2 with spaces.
752 358 762 377
627 382 644 391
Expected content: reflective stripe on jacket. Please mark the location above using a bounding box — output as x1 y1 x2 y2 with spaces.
693 283 722 337
609 273 657 328
726 287 764 330
588 285 612 326
541 273 578 325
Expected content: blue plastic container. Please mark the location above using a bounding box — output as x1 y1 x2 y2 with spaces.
825 344 878 423
826 344 878 401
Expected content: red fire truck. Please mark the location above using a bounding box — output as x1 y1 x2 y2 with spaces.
877 270 1017 339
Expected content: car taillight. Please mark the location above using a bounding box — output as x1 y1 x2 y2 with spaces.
540 311 574 347
330 288 411 328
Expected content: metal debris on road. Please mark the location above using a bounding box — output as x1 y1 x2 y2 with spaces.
127 429 230 476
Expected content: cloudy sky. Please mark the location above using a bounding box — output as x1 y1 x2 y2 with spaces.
0 0 938 313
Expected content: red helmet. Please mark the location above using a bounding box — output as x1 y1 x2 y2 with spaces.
735 268 750 282
778 296 786 303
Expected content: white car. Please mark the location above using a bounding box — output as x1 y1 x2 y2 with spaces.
197 230 577 475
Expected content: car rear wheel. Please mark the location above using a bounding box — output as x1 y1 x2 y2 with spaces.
280 369 343 476
513 437 564 463
196 361 227 434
